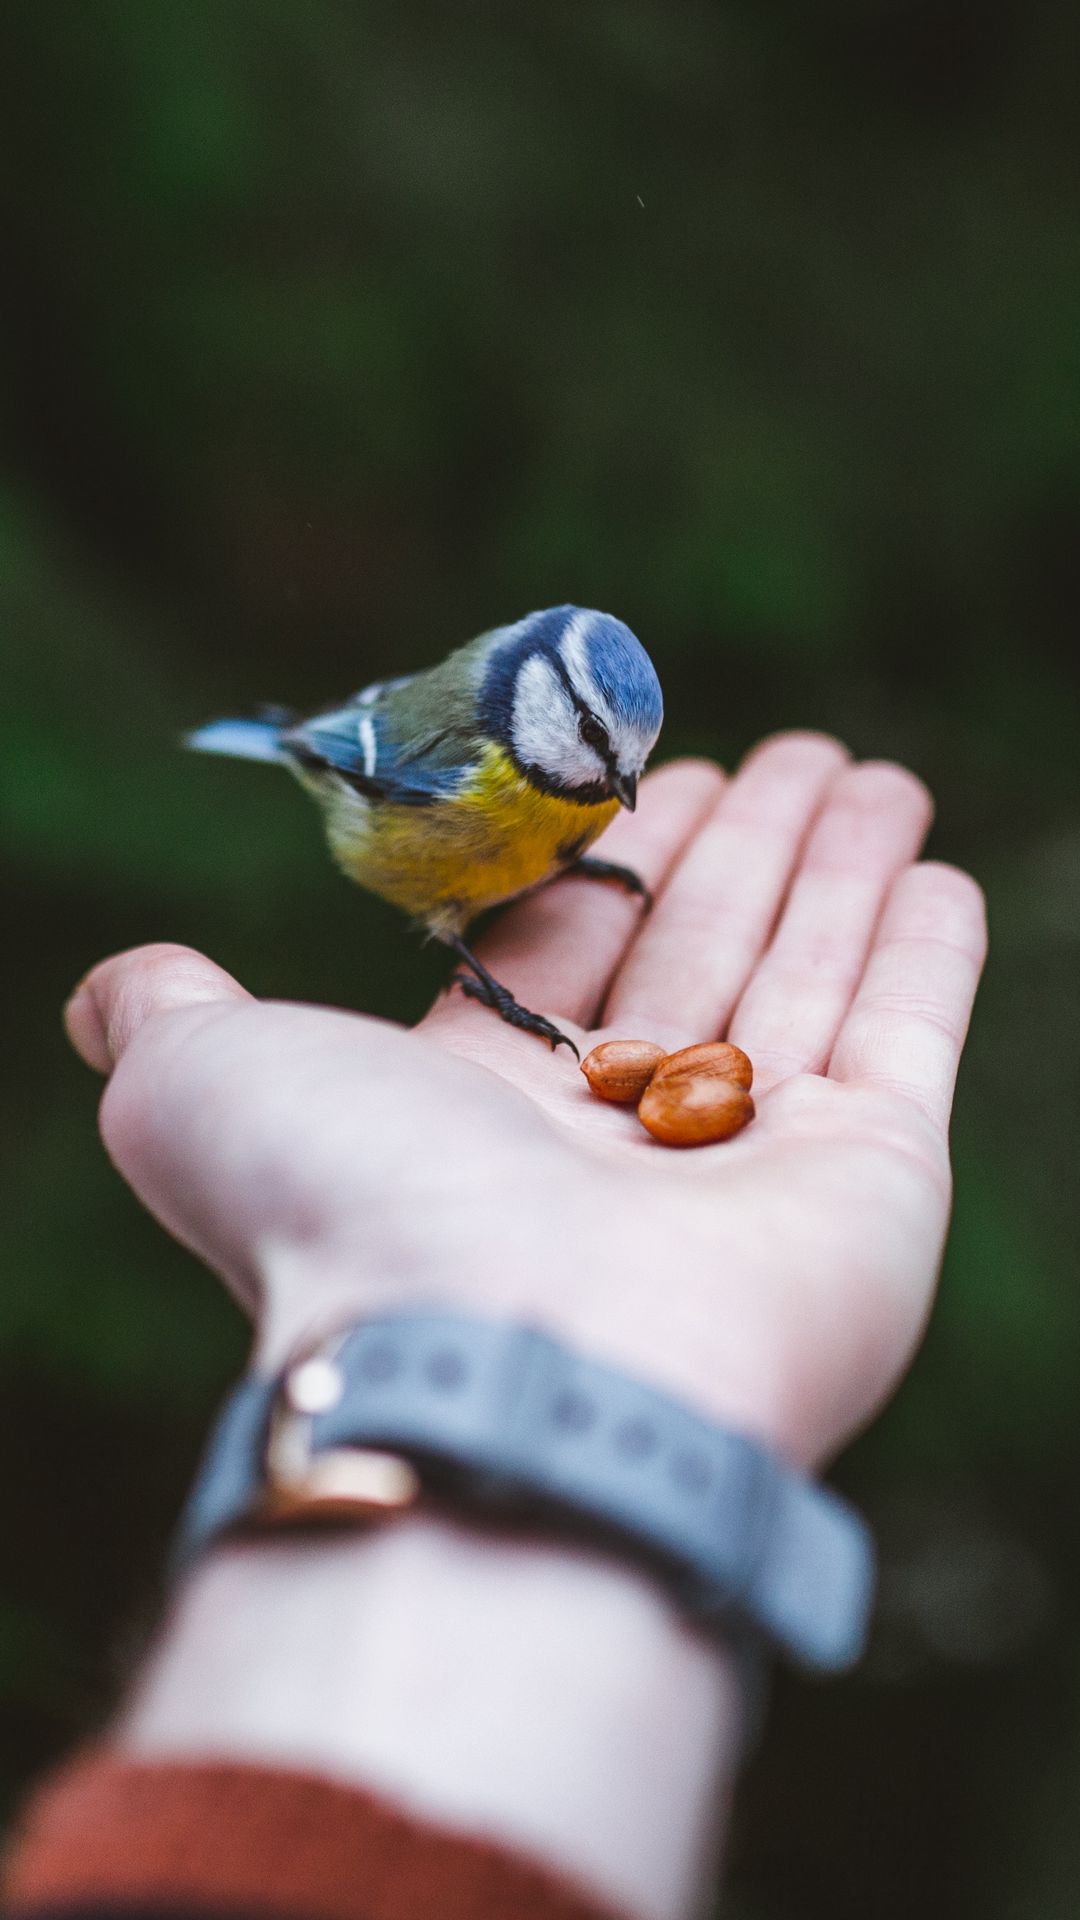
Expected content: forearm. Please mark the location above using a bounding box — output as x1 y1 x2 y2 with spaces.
117 1516 741 1920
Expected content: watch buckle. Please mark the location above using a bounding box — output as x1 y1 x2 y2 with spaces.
255 1337 422 1528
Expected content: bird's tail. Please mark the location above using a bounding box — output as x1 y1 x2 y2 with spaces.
183 715 288 763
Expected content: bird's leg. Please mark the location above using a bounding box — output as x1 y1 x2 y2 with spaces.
446 936 579 1058
563 856 653 912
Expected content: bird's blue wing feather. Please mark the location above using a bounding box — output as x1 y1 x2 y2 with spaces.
283 699 470 808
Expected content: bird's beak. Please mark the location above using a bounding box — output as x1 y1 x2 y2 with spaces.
609 770 638 812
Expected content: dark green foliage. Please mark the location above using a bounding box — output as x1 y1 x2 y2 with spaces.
1 4 1078 1912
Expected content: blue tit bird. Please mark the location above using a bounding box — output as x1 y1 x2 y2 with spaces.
186 604 663 1055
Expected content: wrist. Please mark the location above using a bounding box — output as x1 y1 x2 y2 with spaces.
121 1517 741 1920
253 1222 801 1464
171 1301 870 1718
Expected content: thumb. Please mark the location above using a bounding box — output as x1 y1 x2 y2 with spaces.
64 943 251 1072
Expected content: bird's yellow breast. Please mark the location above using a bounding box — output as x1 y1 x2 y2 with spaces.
323 743 619 935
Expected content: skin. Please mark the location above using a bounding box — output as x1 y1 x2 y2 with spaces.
63 733 986 1920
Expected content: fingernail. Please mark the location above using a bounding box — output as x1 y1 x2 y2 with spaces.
63 982 113 1074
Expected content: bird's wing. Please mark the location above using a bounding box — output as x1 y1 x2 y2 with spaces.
282 668 483 809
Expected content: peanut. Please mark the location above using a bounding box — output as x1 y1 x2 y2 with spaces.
580 1038 667 1104
650 1041 753 1092
637 1073 754 1147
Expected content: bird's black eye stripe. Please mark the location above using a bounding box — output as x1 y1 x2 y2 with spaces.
578 712 610 755
543 648 615 771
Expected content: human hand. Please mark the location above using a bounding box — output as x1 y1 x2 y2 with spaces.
65 733 986 1470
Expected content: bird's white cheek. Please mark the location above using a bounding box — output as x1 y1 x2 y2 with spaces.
510 655 604 786
551 740 608 786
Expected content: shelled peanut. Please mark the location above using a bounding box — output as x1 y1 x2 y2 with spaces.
581 1038 754 1147
580 1039 666 1104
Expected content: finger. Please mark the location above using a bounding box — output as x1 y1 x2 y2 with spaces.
828 861 988 1133
422 759 725 1035
602 732 850 1040
64 943 251 1073
728 762 933 1087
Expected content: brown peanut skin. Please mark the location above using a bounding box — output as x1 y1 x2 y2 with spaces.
581 1039 667 1104
637 1074 755 1147
650 1040 753 1093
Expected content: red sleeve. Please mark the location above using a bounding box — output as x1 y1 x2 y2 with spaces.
1 1751 624 1920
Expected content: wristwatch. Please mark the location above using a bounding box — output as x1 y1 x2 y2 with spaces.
174 1308 874 1675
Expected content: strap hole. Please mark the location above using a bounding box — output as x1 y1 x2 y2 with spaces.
671 1450 710 1493
360 1342 399 1383
614 1418 657 1460
427 1348 467 1389
550 1390 594 1433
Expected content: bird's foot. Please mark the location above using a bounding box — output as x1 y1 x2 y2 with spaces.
447 945 579 1058
565 856 653 911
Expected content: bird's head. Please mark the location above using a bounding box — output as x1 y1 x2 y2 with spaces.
480 606 663 810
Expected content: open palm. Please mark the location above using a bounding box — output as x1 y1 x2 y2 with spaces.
67 734 985 1470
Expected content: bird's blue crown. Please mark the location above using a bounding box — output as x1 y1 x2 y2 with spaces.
479 606 662 744
476 606 662 806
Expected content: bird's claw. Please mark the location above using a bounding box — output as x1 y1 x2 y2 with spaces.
566 857 653 912
452 974 579 1058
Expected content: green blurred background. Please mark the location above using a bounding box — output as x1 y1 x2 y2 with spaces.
2 2 1078 1912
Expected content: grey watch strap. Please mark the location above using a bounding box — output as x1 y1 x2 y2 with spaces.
174 1310 874 1673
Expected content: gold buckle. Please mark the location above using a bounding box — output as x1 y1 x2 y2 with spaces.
254 1333 422 1529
